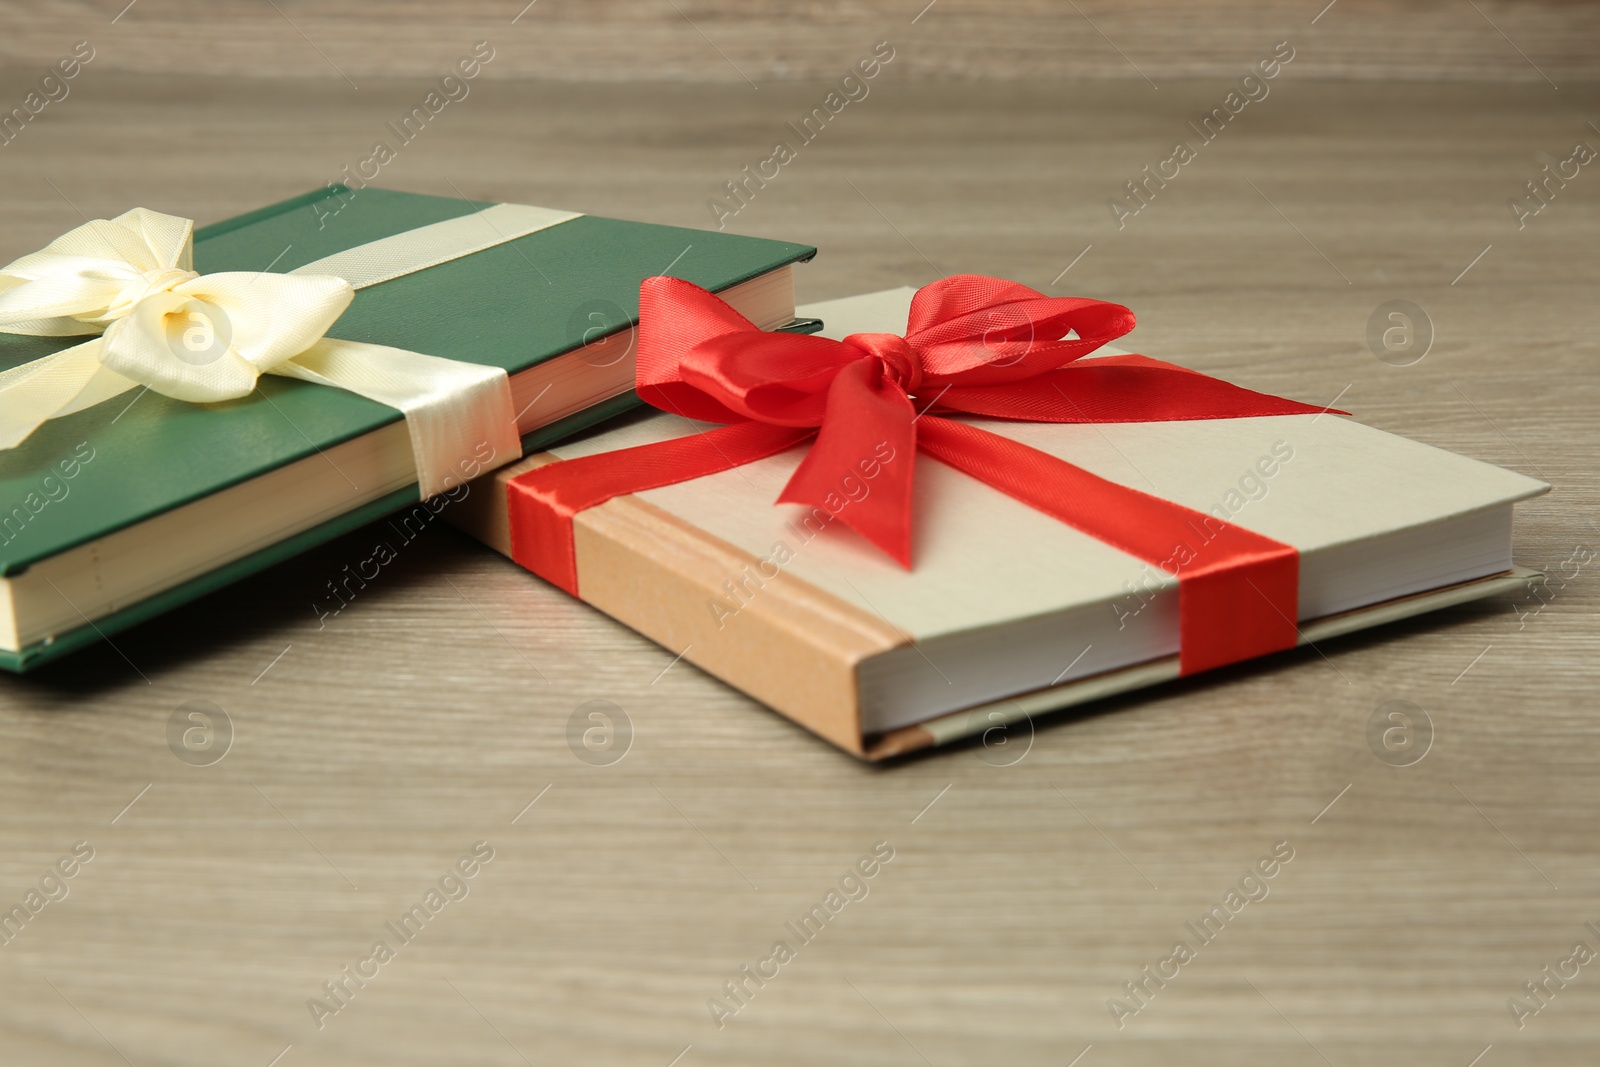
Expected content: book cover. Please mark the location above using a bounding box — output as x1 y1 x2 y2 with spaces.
0 187 815 669
452 287 1548 759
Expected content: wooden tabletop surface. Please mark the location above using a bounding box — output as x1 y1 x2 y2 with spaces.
0 55 1598 1067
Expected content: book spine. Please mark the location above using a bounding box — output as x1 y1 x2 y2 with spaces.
449 457 905 757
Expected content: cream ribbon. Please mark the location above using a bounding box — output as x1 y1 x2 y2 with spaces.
0 203 580 498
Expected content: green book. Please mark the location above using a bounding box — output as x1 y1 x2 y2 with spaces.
0 186 816 671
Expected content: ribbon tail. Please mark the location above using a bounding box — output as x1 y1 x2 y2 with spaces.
937 355 1339 423
507 421 811 596
916 416 1299 674
274 338 522 500
0 339 140 449
777 359 918 567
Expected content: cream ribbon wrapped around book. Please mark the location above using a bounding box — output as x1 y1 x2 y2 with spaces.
0 203 581 497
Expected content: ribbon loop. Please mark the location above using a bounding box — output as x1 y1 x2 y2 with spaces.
0 209 196 334
908 279 1137 385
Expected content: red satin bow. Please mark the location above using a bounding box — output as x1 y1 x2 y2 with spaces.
509 275 1336 676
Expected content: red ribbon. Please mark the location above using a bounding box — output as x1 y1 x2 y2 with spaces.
508 275 1335 676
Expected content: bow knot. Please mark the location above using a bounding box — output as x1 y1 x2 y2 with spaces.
846 332 922 395
0 207 355 410
626 273 1339 571
112 266 202 319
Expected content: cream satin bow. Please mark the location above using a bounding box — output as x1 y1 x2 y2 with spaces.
0 207 528 498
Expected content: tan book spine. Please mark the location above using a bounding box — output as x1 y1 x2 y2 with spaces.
449 453 908 757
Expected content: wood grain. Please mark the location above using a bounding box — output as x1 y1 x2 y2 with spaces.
0 68 1598 1066
0 1 1596 83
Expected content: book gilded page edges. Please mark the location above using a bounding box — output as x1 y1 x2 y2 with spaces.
451 452 906 755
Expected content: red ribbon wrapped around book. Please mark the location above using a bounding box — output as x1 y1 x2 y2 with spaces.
507 275 1340 675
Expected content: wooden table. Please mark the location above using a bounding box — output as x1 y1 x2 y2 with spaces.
1 69 1597 1066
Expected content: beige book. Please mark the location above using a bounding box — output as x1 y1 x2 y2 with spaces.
451 289 1548 759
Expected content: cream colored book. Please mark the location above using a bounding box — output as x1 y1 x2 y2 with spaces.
452 288 1547 759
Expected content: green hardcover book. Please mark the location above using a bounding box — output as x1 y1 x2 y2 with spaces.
0 186 815 671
